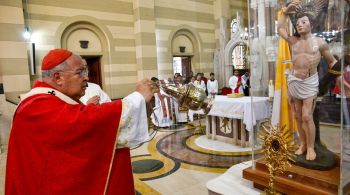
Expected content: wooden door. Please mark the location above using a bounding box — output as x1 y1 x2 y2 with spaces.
82 56 102 88
181 57 191 79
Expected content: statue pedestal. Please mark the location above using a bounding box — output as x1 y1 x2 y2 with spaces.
242 158 340 195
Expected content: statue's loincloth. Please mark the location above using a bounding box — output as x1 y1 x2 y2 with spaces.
287 73 319 99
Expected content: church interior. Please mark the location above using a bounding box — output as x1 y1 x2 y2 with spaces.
0 0 349 194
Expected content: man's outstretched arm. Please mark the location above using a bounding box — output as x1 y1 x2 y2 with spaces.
277 1 299 44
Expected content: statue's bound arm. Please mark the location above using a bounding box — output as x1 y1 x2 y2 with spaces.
319 38 337 68
318 59 341 96
277 9 290 41
318 37 339 96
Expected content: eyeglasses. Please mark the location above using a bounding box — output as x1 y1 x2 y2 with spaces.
59 68 89 78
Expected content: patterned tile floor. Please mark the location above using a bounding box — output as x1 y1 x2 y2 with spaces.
131 120 342 194
0 118 343 194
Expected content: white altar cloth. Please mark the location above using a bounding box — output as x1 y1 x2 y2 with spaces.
207 96 270 131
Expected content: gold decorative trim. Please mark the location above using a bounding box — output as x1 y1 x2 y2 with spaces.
103 102 123 195
181 162 227 173
227 93 244 98
134 178 161 195
328 69 342 75
258 124 296 194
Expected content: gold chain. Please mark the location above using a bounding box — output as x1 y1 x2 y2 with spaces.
327 69 342 75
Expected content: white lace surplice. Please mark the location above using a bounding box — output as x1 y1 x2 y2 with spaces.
118 92 150 148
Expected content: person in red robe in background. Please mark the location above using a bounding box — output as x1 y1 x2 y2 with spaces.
228 70 243 94
5 49 153 195
234 76 242 93
200 72 207 86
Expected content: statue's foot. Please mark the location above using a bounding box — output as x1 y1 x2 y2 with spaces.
295 145 306 155
306 148 316 160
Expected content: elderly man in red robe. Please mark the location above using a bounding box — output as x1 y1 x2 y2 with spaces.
5 49 153 194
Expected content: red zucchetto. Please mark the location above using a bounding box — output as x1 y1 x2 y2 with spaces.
41 49 72 70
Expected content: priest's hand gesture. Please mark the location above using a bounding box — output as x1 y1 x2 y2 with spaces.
86 95 100 105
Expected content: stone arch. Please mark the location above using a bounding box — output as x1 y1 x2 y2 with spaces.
167 25 203 73
55 16 113 94
224 39 247 66
223 39 248 84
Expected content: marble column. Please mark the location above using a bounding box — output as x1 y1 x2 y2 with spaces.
0 0 32 151
133 0 158 80
248 0 278 96
213 0 231 88
0 0 31 102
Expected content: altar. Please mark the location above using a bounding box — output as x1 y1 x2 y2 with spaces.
206 96 271 147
